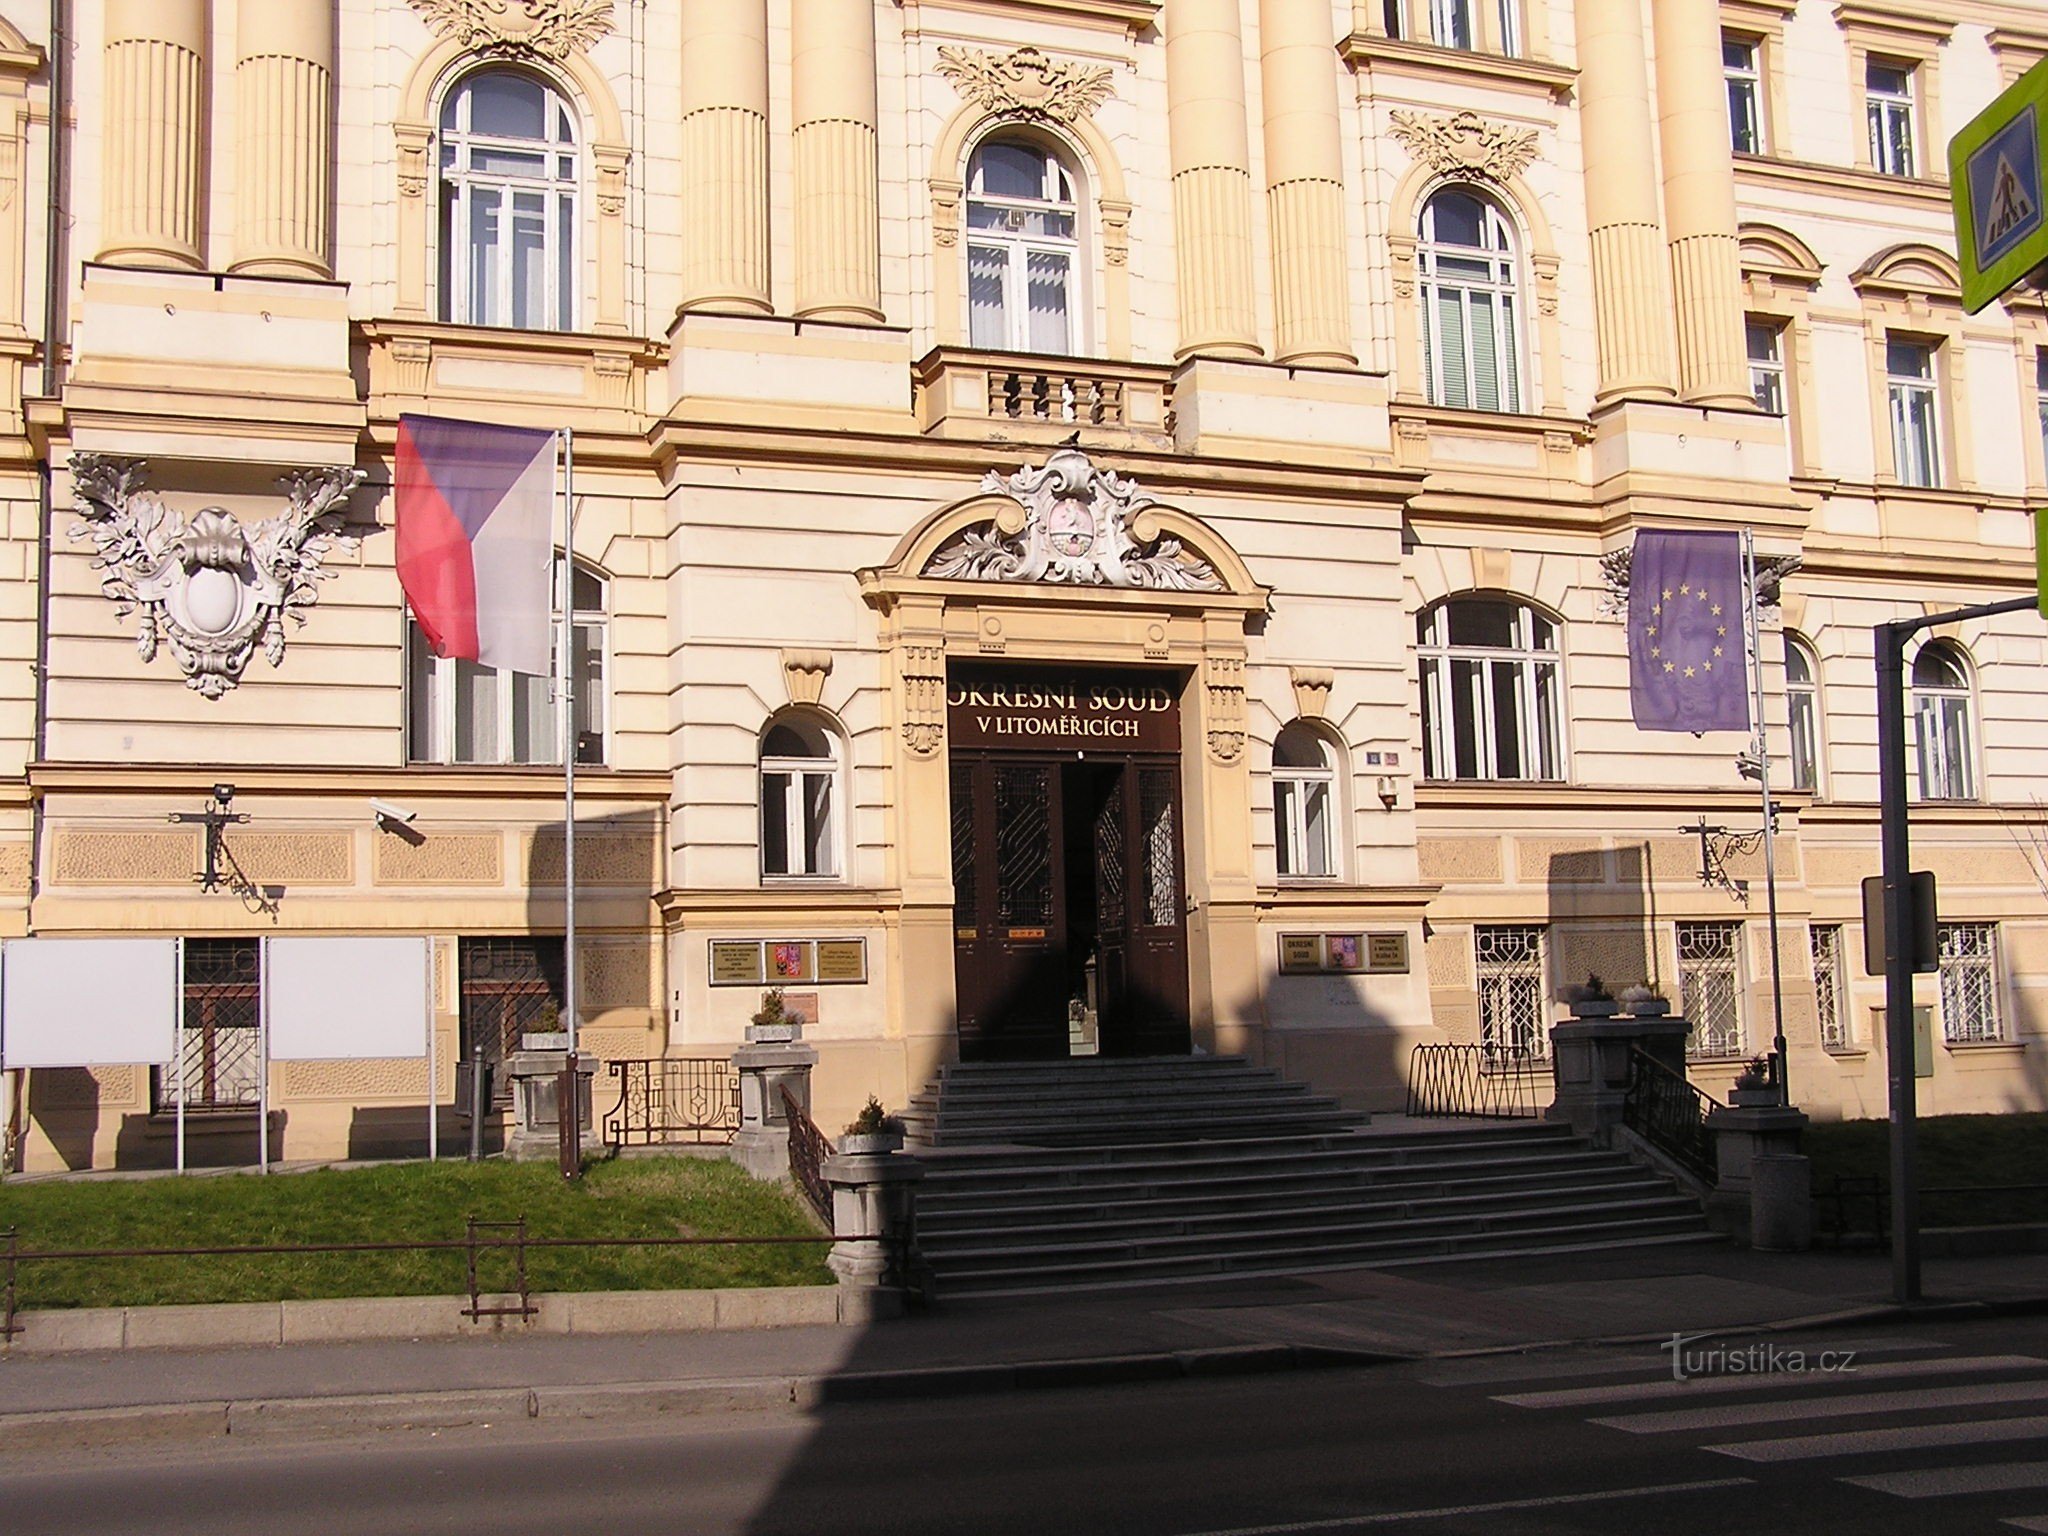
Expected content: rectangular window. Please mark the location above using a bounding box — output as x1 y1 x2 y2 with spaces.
1725 36 1765 155
1886 337 1941 488
1867 59 1916 177
1747 319 1785 416
1383 0 1405 40
1429 0 1472 50
1497 0 1521 57
1812 925 1849 1050
1678 921 1744 1058
157 939 263 1114
1476 925 1548 1066
2037 350 2048 480
1938 923 2003 1043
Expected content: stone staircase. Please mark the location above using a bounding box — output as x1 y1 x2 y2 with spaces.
906 1057 1716 1297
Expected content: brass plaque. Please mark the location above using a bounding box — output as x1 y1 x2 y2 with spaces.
767 941 814 983
1007 927 1048 942
710 941 763 985
1279 934 1322 974
816 940 867 984
1366 933 1410 973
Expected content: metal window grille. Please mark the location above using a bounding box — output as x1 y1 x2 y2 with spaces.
1812 924 1848 1050
1475 925 1548 1066
458 936 566 1105
1938 923 2003 1044
156 938 262 1114
1678 921 1744 1058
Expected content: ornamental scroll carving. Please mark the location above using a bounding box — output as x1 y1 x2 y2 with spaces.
901 644 947 757
925 450 1225 593
935 46 1115 125
406 0 614 60
69 455 368 699
1205 653 1248 765
1388 110 1539 185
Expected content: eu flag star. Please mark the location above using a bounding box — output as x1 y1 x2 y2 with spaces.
1684 666 1696 678
1711 603 1723 616
1679 583 1692 596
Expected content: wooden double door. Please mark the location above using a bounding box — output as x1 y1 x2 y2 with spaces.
950 752 1191 1060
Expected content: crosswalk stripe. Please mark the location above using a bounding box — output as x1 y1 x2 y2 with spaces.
1497 1355 2045 1410
1421 1336 1948 1391
2001 1516 2048 1531
1843 1461 2048 1499
1706 1413 2048 1463
1591 1378 2048 1435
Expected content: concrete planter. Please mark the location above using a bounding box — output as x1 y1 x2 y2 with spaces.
837 1130 904 1157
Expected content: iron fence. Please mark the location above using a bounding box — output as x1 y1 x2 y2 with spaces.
1814 1175 2048 1244
603 1058 741 1149
782 1084 833 1223
1404 1044 1548 1119
1621 1046 1722 1182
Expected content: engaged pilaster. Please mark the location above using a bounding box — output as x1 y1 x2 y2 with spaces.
1258 0 1353 367
99 0 207 270
791 0 882 322
1166 0 1261 360
1573 0 1675 401
681 0 771 314
1652 0 1750 407
231 0 334 278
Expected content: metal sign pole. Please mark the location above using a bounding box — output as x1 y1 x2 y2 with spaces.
257 936 270 1173
1743 530 1789 1103
426 938 438 1163
174 936 186 1175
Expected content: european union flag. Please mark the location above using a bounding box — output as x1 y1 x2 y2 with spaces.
1628 530 1749 733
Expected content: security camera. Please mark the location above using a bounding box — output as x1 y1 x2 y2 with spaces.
212 783 236 805
369 799 418 826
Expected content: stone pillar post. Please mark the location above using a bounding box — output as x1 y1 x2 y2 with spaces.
1258 0 1353 367
791 0 882 321
231 0 334 278
823 1145 924 1318
1707 1092 1811 1249
1547 1015 1690 1145
680 0 771 314
99 0 208 270
1572 0 1675 401
732 1022 819 1181
1166 0 1262 360
1651 0 1750 407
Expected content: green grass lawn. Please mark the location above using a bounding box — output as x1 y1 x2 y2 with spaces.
0 1156 833 1310
1805 1112 2048 1228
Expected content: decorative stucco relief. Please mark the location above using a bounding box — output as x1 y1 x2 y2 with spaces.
935 46 1115 124
69 456 368 699
901 644 947 757
1388 110 1538 184
926 450 1224 593
406 0 614 61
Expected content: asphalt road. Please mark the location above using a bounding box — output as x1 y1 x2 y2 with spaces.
7 1315 2048 1534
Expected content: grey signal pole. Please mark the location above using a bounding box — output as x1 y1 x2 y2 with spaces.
1874 593 2037 1304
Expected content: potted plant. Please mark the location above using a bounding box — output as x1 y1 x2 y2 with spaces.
1560 974 1618 1020
748 987 805 1042
1730 1054 1779 1106
839 1095 905 1155
1620 984 1670 1018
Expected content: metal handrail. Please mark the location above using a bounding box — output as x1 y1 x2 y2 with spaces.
1621 1046 1723 1182
781 1084 834 1224
1405 1044 1548 1119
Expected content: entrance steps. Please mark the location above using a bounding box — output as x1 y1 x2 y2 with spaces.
905 1058 1716 1297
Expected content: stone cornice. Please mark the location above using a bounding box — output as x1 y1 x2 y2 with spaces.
1338 33 1577 103
25 763 671 800
899 0 1158 40
1736 154 1950 204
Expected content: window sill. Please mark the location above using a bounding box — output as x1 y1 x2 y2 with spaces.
1337 32 1577 102
1943 1040 2024 1054
1822 1046 1871 1058
1734 155 1949 205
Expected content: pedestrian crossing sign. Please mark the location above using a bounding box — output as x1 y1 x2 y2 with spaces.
1953 59 2048 313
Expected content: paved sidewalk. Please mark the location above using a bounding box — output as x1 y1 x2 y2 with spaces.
0 1244 2043 1446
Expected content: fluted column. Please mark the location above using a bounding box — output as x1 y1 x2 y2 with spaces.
1166 0 1262 360
791 0 882 322
1573 0 1675 401
232 0 333 278
99 0 207 270
1258 0 1353 367
1653 0 1750 406
681 0 771 314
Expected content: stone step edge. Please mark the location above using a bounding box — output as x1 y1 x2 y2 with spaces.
2 1283 863 1356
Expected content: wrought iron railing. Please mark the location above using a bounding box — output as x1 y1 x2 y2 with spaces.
1404 1044 1548 1119
1621 1046 1723 1182
603 1058 741 1149
782 1084 833 1224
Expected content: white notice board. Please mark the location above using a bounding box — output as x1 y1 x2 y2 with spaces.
0 938 181 1067
266 937 433 1062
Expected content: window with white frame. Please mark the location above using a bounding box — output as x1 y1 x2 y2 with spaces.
1866 59 1916 177
1273 724 1338 880
1784 632 1822 794
437 70 579 332
407 561 605 766
1495 0 1521 56
1912 642 1976 801
760 716 841 881
1887 336 1942 488
966 138 1080 355
1476 924 1548 1066
1725 35 1765 154
1747 319 1785 416
1418 189 1523 414
1429 0 1473 49
1678 921 1744 1058
1938 923 2003 1043
1812 924 1849 1050
1417 597 1563 782
2037 350 2047 477
1382 0 1406 40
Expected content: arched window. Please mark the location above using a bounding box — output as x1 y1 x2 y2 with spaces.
1417 596 1562 781
1418 189 1523 413
760 715 842 880
966 137 1081 354
407 560 606 765
1783 633 1822 794
1912 643 1976 801
1273 724 1340 880
438 70 579 332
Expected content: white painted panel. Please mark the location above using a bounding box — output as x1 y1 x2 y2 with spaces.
266 937 431 1062
1 938 180 1067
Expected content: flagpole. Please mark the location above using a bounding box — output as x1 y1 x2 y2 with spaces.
1743 528 1790 1106
559 427 577 1069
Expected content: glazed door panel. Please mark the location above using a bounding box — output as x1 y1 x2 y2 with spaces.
951 756 1069 1060
1121 764 1192 1055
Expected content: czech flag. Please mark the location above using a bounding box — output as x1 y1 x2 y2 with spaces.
394 414 557 679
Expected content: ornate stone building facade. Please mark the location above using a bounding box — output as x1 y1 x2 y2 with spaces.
4 0 2048 1169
